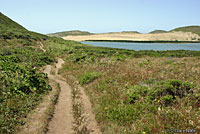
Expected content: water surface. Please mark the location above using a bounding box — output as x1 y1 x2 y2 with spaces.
82 41 200 51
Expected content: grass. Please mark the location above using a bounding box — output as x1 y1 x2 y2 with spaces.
0 45 53 133
78 72 101 85
15 80 60 134
1 11 200 134
0 12 58 133
59 44 200 133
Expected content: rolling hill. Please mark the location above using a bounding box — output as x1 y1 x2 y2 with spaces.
0 12 53 134
47 30 93 37
0 12 47 42
150 30 167 34
62 26 200 42
171 25 200 35
0 12 27 31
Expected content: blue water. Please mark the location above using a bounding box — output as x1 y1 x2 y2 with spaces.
81 41 200 51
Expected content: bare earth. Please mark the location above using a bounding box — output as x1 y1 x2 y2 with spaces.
44 59 74 134
45 58 101 134
78 85 102 134
62 31 200 42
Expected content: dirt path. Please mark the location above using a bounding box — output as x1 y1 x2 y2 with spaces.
79 85 102 134
44 58 101 134
44 58 73 134
39 42 46 52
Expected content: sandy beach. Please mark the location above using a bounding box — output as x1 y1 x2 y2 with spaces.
62 31 200 42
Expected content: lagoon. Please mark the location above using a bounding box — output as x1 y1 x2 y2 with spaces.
82 41 200 51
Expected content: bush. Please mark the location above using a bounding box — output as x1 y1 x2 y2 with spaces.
124 79 196 106
78 72 101 85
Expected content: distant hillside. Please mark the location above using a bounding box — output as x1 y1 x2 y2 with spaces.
0 12 27 31
150 30 167 34
121 31 140 34
0 12 46 42
47 30 93 37
171 25 200 35
106 31 140 34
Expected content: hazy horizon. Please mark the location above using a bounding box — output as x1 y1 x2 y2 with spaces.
1 0 200 34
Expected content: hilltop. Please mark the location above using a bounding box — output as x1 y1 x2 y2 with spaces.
0 12 26 31
47 30 93 37
149 30 167 34
47 30 141 38
0 12 47 43
62 25 200 42
171 25 200 36
105 31 140 34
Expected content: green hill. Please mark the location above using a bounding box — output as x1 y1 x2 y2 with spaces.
0 12 53 134
0 12 47 43
171 25 200 35
0 12 27 31
150 30 167 34
121 31 140 34
47 30 93 37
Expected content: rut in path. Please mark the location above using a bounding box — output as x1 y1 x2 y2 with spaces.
44 58 101 134
44 58 73 134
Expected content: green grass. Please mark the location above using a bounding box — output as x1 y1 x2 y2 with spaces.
0 46 54 133
0 12 55 133
60 44 200 133
1 11 200 134
78 72 101 85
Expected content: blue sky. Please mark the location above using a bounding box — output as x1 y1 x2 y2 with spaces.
1 0 200 34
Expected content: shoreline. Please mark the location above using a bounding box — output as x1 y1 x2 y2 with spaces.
84 40 200 43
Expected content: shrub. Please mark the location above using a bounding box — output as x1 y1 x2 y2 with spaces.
78 72 101 85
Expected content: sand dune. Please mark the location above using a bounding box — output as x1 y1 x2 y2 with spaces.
62 31 200 42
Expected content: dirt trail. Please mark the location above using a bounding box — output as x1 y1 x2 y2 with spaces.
44 58 101 134
44 58 73 134
39 42 46 52
79 86 102 134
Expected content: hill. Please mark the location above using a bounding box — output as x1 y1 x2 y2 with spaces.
0 12 53 134
121 31 140 34
47 30 93 37
0 12 27 31
106 31 140 34
171 25 200 35
0 12 47 43
150 30 167 34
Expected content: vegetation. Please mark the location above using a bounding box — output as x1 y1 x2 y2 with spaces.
149 30 167 34
78 72 101 85
1 11 200 134
121 31 140 34
47 30 93 37
171 25 200 36
107 31 140 34
0 12 55 133
59 43 200 133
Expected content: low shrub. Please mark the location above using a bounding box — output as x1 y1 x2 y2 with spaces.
78 72 101 85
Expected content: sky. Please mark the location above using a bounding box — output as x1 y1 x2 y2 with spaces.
0 0 200 34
